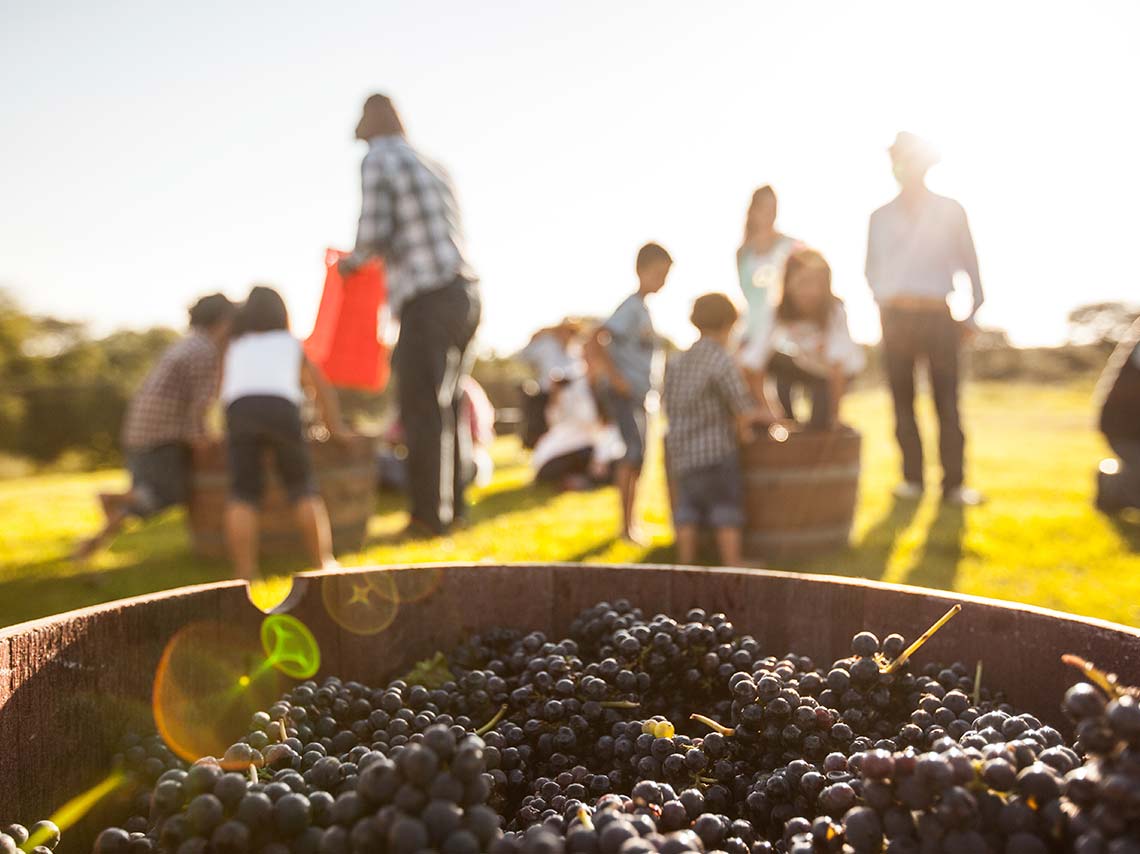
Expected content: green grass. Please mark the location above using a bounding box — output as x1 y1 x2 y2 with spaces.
1 380 1137 629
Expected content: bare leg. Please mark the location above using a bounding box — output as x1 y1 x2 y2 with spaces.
225 501 260 581
714 526 743 566
73 502 132 561
293 496 337 570
616 463 642 543
675 524 699 564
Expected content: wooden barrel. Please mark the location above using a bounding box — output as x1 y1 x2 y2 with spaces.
3 564 1140 850
741 427 861 561
186 435 375 558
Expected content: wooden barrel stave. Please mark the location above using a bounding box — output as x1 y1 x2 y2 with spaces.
186 436 375 559
742 428 861 561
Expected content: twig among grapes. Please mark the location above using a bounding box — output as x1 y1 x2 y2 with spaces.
689 713 735 737
1062 654 1140 699
475 703 509 736
973 660 983 707
883 604 962 674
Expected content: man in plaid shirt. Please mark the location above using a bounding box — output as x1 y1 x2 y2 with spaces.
664 293 763 566
75 294 234 560
340 94 481 537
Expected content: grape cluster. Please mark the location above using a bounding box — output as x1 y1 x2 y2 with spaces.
8 599 1140 853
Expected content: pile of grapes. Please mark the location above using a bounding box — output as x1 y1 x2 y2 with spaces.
4 599 1140 853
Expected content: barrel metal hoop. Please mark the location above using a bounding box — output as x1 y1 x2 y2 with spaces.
745 463 861 487
191 464 372 489
744 523 852 547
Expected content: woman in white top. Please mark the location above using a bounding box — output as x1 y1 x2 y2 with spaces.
736 186 799 415
765 248 865 431
222 286 349 580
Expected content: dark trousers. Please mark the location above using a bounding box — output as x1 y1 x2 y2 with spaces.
394 280 481 532
1104 436 1140 509
769 352 832 431
880 306 965 491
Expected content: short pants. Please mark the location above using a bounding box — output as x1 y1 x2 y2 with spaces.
126 443 191 518
672 457 745 529
599 387 647 469
226 396 317 505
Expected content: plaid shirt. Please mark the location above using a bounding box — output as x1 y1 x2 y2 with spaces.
664 337 754 475
121 332 220 450
351 134 478 318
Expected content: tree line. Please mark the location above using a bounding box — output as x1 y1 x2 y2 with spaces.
0 290 1135 469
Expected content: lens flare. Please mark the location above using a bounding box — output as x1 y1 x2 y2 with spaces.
24 771 127 849
321 573 398 635
153 622 283 764
247 574 302 613
260 614 321 680
367 566 443 605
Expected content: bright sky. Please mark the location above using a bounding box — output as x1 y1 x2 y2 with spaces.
2 1 1138 354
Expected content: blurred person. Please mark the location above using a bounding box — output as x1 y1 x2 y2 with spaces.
517 319 585 449
737 185 798 417
73 294 235 561
531 372 624 490
376 376 496 493
1096 318 1140 513
339 93 481 537
866 132 985 506
765 248 865 430
221 287 349 581
585 242 672 543
664 293 766 566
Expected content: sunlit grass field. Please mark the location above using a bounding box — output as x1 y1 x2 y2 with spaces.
1 380 1137 629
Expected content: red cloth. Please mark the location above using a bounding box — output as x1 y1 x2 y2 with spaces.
305 249 390 391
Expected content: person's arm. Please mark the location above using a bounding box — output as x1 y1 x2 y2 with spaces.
301 357 351 439
865 211 882 304
713 350 766 436
340 155 394 275
957 204 984 322
586 306 634 396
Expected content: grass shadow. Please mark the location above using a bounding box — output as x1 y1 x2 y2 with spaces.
852 497 923 582
1109 512 1140 553
900 503 966 591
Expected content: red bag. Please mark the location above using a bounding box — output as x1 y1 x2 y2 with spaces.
305 249 390 391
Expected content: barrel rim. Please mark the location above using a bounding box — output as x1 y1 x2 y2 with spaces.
3 562 1136 641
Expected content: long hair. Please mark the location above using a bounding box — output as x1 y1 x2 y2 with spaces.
232 286 290 337
776 248 838 328
738 185 777 255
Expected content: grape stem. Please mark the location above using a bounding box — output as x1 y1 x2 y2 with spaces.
883 604 962 674
973 660 983 707
476 703 509 736
1061 654 1137 699
689 713 735 737
277 719 288 743
599 700 640 709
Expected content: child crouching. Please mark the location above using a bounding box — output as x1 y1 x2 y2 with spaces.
221 286 350 580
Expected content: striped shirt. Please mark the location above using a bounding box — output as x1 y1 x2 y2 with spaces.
121 332 220 450
350 134 478 318
664 338 754 475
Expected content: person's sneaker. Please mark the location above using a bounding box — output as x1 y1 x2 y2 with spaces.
944 486 986 507
893 481 924 500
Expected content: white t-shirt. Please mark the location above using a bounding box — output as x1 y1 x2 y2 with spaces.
769 302 866 377
530 377 624 473
221 330 305 405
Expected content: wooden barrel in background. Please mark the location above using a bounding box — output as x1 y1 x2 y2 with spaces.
742 427 861 561
186 435 375 558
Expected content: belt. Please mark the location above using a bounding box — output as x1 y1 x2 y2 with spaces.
883 296 949 312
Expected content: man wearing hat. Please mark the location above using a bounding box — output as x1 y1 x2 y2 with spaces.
865 132 985 506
